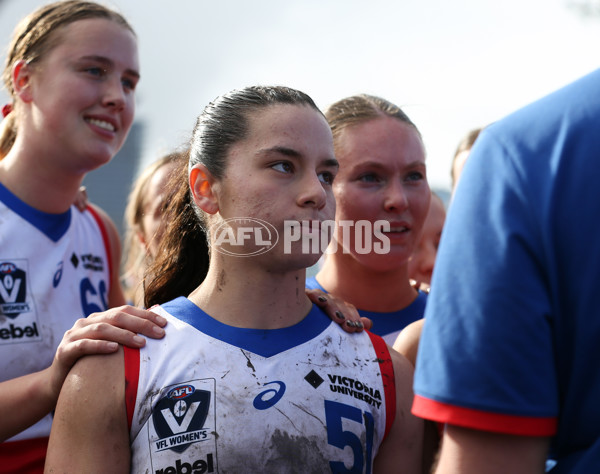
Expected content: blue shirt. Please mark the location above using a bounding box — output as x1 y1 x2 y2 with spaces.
413 68 600 473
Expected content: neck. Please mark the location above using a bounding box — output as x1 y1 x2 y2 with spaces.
316 250 418 312
188 253 312 329
0 139 84 213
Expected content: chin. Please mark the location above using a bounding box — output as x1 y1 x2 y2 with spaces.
84 148 116 171
355 251 410 273
273 252 322 273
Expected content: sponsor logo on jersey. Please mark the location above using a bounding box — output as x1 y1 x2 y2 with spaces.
0 260 42 344
154 454 214 474
152 384 212 453
53 261 63 288
0 322 39 340
78 253 105 272
328 374 382 409
0 261 30 318
304 369 324 388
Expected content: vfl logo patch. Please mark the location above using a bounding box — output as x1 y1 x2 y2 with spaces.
0 262 30 318
152 384 211 453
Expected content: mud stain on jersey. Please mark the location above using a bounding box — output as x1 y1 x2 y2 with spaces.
240 348 256 373
289 401 325 428
266 429 329 473
137 388 160 426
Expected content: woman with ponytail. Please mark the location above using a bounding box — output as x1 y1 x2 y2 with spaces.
46 85 423 473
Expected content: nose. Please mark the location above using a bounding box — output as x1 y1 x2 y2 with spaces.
383 181 408 213
297 172 327 210
102 77 126 111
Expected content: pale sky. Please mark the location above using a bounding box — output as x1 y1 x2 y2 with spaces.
1 0 599 191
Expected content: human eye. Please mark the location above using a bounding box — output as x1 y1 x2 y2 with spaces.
357 173 380 183
271 162 294 174
121 78 135 91
121 74 138 91
83 66 106 78
318 171 335 185
405 171 425 182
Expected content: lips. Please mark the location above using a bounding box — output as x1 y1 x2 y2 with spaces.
386 225 409 233
381 221 411 234
84 116 117 133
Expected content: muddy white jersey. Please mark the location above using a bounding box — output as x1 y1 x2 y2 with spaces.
0 181 111 446
126 297 396 474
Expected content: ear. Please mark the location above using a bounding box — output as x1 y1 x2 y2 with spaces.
190 164 219 215
12 60 33 103
136 228 148 249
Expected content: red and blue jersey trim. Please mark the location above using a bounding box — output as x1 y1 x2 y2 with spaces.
366 331 396 440
412 394 557 436
86 205 112 294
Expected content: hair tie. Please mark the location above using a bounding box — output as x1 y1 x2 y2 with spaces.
2 104 12 118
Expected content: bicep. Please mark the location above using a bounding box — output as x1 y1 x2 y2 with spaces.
435 424 549 474
45 350 129 473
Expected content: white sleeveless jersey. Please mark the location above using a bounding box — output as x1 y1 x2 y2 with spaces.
0 182 111 446
126 297 396 474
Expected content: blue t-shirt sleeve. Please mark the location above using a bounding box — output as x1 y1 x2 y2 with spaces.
413 129 557 436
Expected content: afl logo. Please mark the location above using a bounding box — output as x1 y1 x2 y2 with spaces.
168 385 195 400
0 262 17 274
213 217 279 257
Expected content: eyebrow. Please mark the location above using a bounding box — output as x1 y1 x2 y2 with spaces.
261 146 339 168
80 55 140 80
353 159 425 170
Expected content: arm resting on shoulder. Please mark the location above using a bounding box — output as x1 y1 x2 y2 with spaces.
0 305 165 442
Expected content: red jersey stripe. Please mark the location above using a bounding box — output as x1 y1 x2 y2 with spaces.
366 331 396 440
124 346 141 430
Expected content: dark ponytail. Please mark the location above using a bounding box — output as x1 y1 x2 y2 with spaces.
143 157 209 307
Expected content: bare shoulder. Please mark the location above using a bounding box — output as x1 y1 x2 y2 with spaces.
387 343 417 408
388 343 415 379
392 319 425 367
62 347 124 396
45 348 129 472
373 345 423 474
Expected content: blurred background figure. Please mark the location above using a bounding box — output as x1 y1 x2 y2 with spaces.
450 127 483 192
408 191 446 286
121 150 187 306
